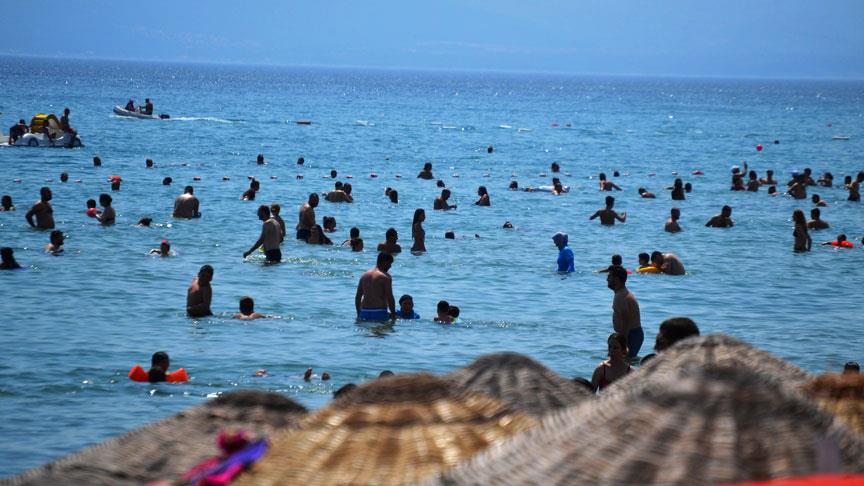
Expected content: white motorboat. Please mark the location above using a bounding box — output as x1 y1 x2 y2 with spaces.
113 106 170 119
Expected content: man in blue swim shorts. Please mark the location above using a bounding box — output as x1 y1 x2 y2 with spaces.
356 252 396 320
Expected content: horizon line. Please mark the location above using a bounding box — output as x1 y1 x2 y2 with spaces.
1 53 863 83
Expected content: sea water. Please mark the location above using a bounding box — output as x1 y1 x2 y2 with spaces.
0 57 862 476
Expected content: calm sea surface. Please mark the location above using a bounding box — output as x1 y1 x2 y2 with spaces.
0 57 862 476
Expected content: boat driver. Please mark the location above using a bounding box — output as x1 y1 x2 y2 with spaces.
144 98 154 115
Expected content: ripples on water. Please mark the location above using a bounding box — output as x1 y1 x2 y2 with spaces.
0 57 862 475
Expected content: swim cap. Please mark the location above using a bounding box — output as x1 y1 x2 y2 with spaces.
161 240 169 245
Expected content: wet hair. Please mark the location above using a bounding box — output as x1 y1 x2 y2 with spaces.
599 172 607 181
671 207 680 218
308 192 319 203
605 195 614 207
792 209 806 226
423 162 432 170
445 231 455 239
250 179 260 190
270 203 280 213
811 194 820 202
608 265 627 284
749 170 757 179
93 156 102 166
86 198 97 209
684 182 692 192
256 154 264 164
379 370 395 378
162 177 172 185
323 216 336 230
376 252 394 267
49 230 63 245
239 296 254 314
335 181 344 190
399 294 413 304
768 185 777 194
1 247 16 262
350 227 360 238
638 187 646 194
297 157 305 165
60 172 69 182
199 264 214 275
412 209 424 225
811 207 820 218
448 305 460 318
385 227 397 241
330 169 337 178
657 317 700 351
149 351 169 383
844 361 861 373
509 180 518 189
258 205 271 218
638 252 650 263
146 158 154 167
551 162 560 172
673 178 683 188
487 145 494 153
837 233 847 242
611 254 622 265
613 171 620 177
436 180 445 188
502 221 513 229
389 189 398 203
184 185 194 194
1 195 12 208
651 251 664 264
99 193 112 205
478 186 488 196
721 205 732 215
333 383 357 398
608 332 629 357
437 300 450 313
441 189 451 199
343 184 352 195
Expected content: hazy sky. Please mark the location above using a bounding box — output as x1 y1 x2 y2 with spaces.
5 0 864 78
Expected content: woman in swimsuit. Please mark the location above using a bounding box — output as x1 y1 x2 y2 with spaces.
792 209 811 252
591 333 632 392
411 209 426 253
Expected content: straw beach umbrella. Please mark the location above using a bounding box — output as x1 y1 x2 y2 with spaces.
237 373 536 486
6 390 306 486
446 352 592 416
804 373 864 436
610 334 811 395
431 365 864 485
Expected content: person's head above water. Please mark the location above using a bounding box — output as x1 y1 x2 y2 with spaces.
40 187 52 202
198 264 214 284
49 230 64 247
99 193 112 206
151 351 169 371
239 296 255 315
389 189 398 203
509 180 518 190
385 227 398 242
655 317 700 352
399 294 414 314
721 205 732 217
552 232 568 249
250 179 260 191
270 203 280 215
159 239 170 254
184 185 194 195
551 162 560 172
671 207 681 220
606 265 627 290
413 208 425 225
423 162 432 171
638 252 650 266
437 300 450 314
811 207 821 219
605 195 615 208
441 189 451 200
257 204 271 220
477 186 488 196
350 226 360 239
308 192 319 207
836 233 848 243
330 169 337 178
256 154 265 165
651 251 664 266
162 177 172 186
792 209 806 226
611 254 622 266
2 195 13 209
844 361 861 374
376 252 394 272
684 182 692 192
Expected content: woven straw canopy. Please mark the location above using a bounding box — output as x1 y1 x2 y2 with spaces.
237 373 536 486
804 373 864 437
431 365 864 485
446 352 592 416
6 390 306 486
610 334 811 395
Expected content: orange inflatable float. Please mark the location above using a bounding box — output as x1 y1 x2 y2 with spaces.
128 364 189 383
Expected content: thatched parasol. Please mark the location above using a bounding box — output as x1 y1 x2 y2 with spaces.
236 373 536 486
445 352 592 416
610 334 811 395
804 373 864 437
431 365 864 485
5 390 306 486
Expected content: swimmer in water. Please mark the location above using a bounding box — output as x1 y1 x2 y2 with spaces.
1 195 15 211
668 178 685 201
342 227 364 252
705 205 734 228
760 170 777 186
551 162 560 173
596 254 623 274
417 162 434 180
325 181 353 203
434 189 456 210
509 181 519 190
598 173 621 191
85 199 99 218
607 265 643 358
306 224 333 245
552 232 574 273
147 352 170 383
651 251 685 275
25 187 55 229
811 194 828 207
396 294 420 319
821 233 853 248
638 188 656 199
0 247 22 270
665 207 682 233
792 209 812 252
270 203 286 241
807 208 829 230
848 173 861 202
149 239 172 257
323 216 337 233
591 333 631 392
45 230 64 254
448 305 460 320
746 171 760 192
256 154 265 165
377 228 402 254
411 209 426 253
233 296 267 320
636 252 655 272
296 193 318 240
434 300 453 324
93 156 102 167
186 265 214 317
173 186 200 218
97 193 116 226
388 189 398 204
241 179 260 201
244 205 282 263
817 172 833 187
589 196 626 225
730 174 746 191
60 172 69 183
355 252 396 321
787 174 807 200
475 186 490 206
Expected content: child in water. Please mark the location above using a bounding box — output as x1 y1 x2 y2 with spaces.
85 198 99 218
434 300 453 324
396 294 420 319
148 352 171 383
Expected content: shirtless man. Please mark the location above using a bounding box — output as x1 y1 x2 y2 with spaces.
25 187 55 229
324 182 353 203
45 230 64 254
97 194 116 226
590 196 626 225
417 162 434 180
665 207 682 233
355 252 396 321
241 180 260 201
377 228 402 254
638 187 656 198
296 193 319 240
186 265 214 317
705 205 734 228
270 203 286 241
607 265 643 358
173 186 200 218
651 251 685 275
243 205 282 263
233 296 267 320
433 189 456 210
807 208 830 230
760 170 777 185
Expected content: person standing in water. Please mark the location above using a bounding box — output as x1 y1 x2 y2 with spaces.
591 333 632 392
606 265 642 358
590 196 626 225
25 187 55 229
97 194 116 226
475 186 490 206
270 203 286 241
792 209 811 252
665 207 682 233
552 232 574 273
173 186 200 218
243 205 282 263
355 252 396 321
45 230 64 254
411 209 426 253
705 205 734 228
296 193 318 240
186 265 214 317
